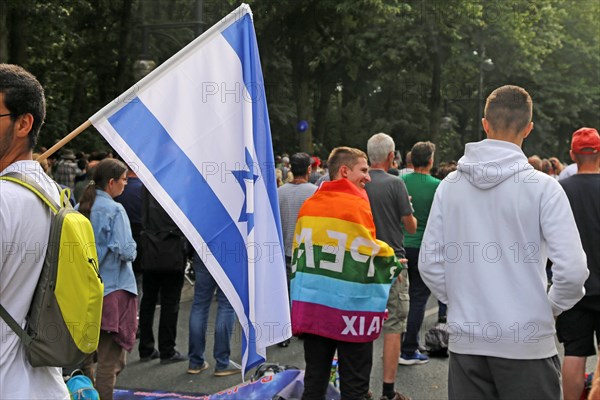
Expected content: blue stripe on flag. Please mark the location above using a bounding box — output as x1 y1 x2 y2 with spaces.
107 98 257 344
221 13 282 371
221 14 283 245
291 272 391 312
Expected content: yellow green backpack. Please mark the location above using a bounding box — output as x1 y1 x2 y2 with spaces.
0 171 104 367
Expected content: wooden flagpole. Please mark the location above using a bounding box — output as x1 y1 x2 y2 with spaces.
37 120 92 162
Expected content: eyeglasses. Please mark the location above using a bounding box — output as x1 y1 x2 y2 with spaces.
0 113 15 118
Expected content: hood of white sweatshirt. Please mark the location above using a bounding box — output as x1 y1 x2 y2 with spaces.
457 139 528 190
419 138 589 360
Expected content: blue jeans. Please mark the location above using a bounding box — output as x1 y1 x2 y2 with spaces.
188 254 235 370
403 247 431 354
438 301 447 320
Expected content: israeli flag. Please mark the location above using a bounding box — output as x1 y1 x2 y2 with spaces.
90 4 290 374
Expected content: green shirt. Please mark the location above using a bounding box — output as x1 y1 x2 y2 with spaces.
401 172 441 248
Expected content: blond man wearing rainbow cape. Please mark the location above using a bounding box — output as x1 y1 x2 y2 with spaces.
290 147 402 400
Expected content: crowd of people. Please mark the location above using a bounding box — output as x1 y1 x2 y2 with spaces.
1 65 599 400
279 86 599 400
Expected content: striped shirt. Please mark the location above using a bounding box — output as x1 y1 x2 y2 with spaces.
277 182 317 257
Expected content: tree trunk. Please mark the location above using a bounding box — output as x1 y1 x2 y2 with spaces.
290 41 313 153
314 73 336 146
429 45 442 144
8 6 26 65
296 81 313 154
0 1 8 62
115 0 135 94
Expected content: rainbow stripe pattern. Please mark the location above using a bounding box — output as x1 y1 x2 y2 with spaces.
290 179 402 342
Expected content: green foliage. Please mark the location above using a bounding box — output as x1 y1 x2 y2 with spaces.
2 0 598 164
436 118 464 163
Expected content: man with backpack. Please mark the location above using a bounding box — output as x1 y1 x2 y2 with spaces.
0 64 70 397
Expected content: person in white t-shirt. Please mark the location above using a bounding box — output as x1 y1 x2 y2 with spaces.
559 162 578 180
398 151 414 177
0 64 69 399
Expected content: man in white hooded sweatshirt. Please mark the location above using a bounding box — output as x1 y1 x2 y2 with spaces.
419 85 589 400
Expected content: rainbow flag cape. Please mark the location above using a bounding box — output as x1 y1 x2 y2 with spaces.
290 179 402 342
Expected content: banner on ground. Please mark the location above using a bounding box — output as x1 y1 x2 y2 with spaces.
113 370 341 400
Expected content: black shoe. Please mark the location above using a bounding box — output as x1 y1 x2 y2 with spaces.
139 349 160 362
380 391 411 400
160 351 188 365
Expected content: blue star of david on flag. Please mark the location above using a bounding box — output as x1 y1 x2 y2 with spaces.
233 148 259 233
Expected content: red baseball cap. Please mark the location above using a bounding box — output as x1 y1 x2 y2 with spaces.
571 127 600 155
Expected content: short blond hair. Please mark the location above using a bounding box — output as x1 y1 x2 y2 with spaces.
327 147 368 180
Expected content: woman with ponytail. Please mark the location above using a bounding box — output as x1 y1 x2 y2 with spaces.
77 158 137 400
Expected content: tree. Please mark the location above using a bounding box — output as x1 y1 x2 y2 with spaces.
1 0 597 164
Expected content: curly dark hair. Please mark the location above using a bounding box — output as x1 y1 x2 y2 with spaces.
0 64 46 149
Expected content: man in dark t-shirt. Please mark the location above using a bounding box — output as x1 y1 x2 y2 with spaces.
115 170 144 275
556 127 600 400
365 133 416 400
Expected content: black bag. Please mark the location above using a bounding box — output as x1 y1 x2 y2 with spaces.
251 363 299 382
141 230 186 272
425 323 449 357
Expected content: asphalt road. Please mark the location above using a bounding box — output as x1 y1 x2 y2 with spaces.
116 282 597 399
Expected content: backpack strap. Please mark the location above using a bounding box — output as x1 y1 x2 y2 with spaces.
0 171 61 346
0 171 61 213
0 305 33 346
